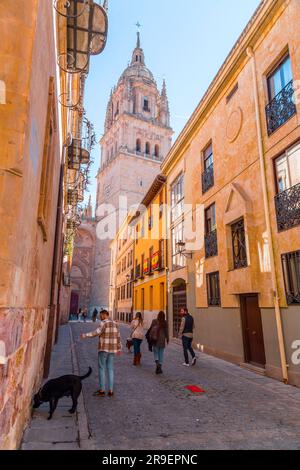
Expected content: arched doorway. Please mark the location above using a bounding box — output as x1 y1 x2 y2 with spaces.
70 291 79 317
172 279 187 338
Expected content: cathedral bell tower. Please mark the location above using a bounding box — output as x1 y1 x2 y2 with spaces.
91 32 173 310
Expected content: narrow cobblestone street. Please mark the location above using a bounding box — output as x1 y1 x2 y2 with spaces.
23 322 300 450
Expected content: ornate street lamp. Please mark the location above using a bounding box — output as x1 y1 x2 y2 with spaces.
176 240 193 259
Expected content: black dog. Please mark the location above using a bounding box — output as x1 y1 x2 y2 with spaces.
33 367 92 420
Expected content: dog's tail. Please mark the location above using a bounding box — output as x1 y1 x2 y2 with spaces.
80 367 92 381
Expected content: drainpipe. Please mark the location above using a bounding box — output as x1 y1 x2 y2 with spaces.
247 46 288 384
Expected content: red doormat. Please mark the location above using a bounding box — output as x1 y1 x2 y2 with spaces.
186 385 206 393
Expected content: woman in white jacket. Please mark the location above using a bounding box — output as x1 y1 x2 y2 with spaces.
130 312 144 366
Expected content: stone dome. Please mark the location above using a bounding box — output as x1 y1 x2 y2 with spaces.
118 32 156 86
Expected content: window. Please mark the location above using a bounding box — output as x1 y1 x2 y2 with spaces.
205 204 218 258
145 142 150 155
172 221 186 270
37 77 56 242
202 143 214 194
207 272 221 306
204 143 213 170
171 173 184 222
160 283 165 310
268 55 293 101
205 203 216 233
231 219 247 269
275 143 300 193
136 139 141 153
149 247 154 274
282 251 300 304
143 97 150 112
159 190 164 218
274 142 300 231
159 239 165 269
154 145 160 158
148 205 153 230
266 55 296 135
150 286 153 311
141 254 145 277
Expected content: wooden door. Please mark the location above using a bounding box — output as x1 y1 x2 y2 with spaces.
240 294 266 367
172 283 187 338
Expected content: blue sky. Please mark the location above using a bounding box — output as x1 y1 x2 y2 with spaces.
84 0 261 208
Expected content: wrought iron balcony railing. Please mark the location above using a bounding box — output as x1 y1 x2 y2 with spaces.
56 0 108 74
135 265 141 280
202 164 214 194
205 229 218 258
265 80 296 135
275 183 300 231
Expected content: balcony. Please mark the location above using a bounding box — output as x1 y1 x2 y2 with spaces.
202 164 214 194
67 189 79 206
68 140 90 170
265 80 296 135
56 0 108 74
205 230 218 258
275 183 300 231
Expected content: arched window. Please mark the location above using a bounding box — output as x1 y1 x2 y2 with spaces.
154 145 160 158
136 139 141 153
145 142 150 155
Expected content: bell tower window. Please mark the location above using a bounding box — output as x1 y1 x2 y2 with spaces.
154 145 159 158
136 139 141 153
143 98 150 112
145 142 150 155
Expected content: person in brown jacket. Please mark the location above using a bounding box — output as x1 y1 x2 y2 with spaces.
147 311 169 375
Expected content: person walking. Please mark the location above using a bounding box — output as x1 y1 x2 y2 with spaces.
179 307 196 367
92 308 98 322
80 310 122 397
130 312 144 366
147 311 169 375
82 307 88 323
77 308 81 322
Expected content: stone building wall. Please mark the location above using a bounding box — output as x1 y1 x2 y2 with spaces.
0 1 62 449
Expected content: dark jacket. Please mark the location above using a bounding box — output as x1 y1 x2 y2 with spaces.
146 319 169 349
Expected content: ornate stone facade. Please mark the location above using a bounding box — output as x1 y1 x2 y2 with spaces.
91 33 173 309
70 201 96 315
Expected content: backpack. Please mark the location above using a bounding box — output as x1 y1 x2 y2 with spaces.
149 322 159 344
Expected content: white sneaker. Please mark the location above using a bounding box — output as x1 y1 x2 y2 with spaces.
182 363 190 367
192 357 197 366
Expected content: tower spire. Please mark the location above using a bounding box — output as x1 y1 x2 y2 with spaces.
137 31 141 48
131 25 145 66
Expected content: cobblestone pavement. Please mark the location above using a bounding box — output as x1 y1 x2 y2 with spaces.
21 324 83 450
71 322 300 451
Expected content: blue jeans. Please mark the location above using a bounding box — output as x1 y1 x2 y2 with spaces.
98 352 114 392
182 336 195 364
133 338 142 355
153 346 165 365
